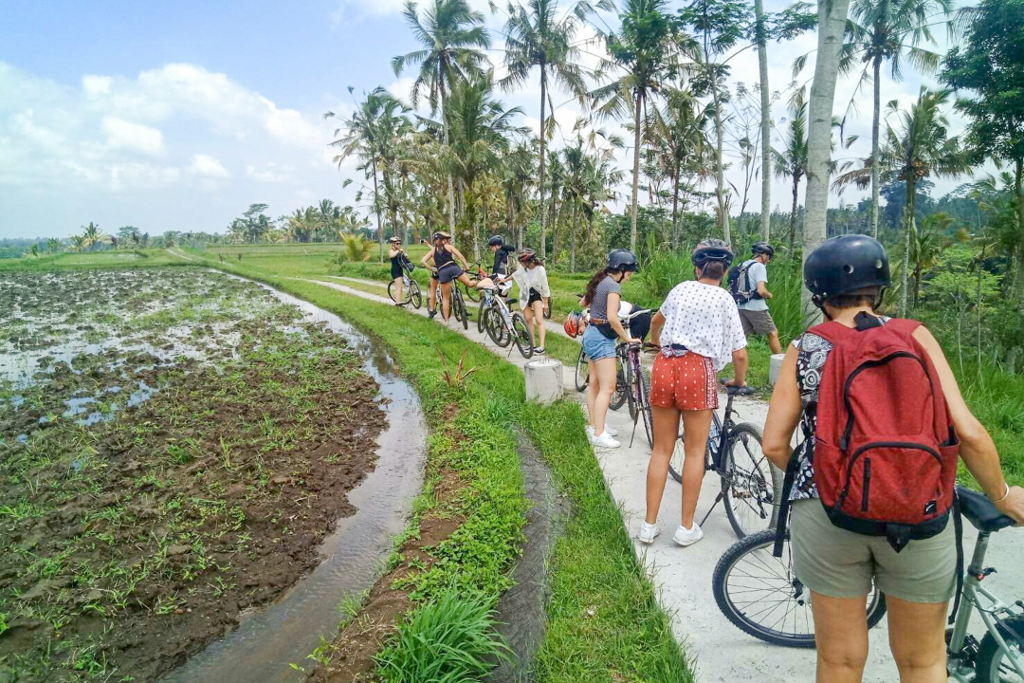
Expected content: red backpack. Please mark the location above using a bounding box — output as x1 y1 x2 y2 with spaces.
808 318 959 551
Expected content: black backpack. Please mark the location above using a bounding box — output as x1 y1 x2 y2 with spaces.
728 260 759 305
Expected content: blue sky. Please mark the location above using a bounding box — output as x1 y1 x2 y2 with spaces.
1 0 966 240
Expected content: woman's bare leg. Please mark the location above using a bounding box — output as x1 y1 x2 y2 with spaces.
531 300 546 347
586 359 599 428
591 356 617 435
646 406 681 524
679 409 712 528
810 592 870 683
440 282 452 321
886 596 949 683
428 278 438 313
393 277 403 303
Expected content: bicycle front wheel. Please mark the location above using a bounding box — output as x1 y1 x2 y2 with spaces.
477 299 488 333
975 614 1024 682
511 312 534 358
638 366 653 447
463 280 480 303
487 309 510 347
575 349 590 392
408 280 422 309
721 423 783 538
713 529 887 649
453 290 468 329
609 352 630 411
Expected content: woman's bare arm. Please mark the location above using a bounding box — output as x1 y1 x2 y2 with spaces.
420 248 434 268
762 345 802 471
914 326 1024 523
448 245 470 269
606 291 636 343
650 311 666 347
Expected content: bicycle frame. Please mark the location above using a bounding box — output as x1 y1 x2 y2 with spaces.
947 532 1024 680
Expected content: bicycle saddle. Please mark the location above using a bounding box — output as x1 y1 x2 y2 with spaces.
956 485 1015 533
725 385 756 396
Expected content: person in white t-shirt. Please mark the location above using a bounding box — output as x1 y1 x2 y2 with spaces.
640 239 748 548
736 242 782 354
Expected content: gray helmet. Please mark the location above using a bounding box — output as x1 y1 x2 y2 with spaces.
804 234 890 308
487 235 504 247
691 239 734 268
607 249 639 272
751 241 775 258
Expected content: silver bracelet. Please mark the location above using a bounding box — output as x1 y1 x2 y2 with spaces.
990 483 1011 504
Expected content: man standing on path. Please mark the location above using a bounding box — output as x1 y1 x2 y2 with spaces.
735 242 782 354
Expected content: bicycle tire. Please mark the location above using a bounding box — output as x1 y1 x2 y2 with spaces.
463 280 480 303
408 279 421 309
511 312 534 359
667 428 688 483
975 615 1024 682
713 529 887 649
720 423 783 539
387 280 399 303
487 309 511 347
477 299 488 333
453 289 468 329
628 363 650 426
609 352 629 411
575 349 590 392
638 366 653 447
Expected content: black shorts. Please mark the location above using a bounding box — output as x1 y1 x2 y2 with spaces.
391 263 404 279
527 288 542 305
436 263 463 284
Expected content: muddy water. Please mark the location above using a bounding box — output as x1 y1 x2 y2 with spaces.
162 281 426 683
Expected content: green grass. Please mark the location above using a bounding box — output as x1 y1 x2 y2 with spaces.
198 257 694 681
0 249 187 271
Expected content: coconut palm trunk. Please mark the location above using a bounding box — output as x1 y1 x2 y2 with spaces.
898 177 916 317
671 166 681 248
630 92 643 253
372 158 385 262
789 174 800 255
755 0 771 241
802 0 852 323
711 72 730 243
539 67 548 259
441 88 457 234
870 56 882 238
1015 159 1024 346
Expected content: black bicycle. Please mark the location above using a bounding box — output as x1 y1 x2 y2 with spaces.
387 257 422 309
713 528 888 648
669 386 783 539
430 270 468 330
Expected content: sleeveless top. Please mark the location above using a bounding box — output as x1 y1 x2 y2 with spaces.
789 316 891 501
433 245 456 270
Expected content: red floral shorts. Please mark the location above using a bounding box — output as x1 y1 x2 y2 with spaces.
650 352 719 411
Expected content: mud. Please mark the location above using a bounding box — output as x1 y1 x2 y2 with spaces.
0 269 388 682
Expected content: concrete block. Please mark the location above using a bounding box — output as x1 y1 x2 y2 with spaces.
525 358 564 405
769 353 786 386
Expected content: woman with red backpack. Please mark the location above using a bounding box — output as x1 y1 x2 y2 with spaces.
762 235 1024 683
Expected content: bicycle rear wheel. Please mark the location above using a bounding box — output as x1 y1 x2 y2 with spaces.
575 349 590 392
975 614 1024 682
721 423 783 538
713 529 887 649
667 430 687 483
463 280 480 303
511 312 534 358
408 279 421 309
387 280 400 303
453 290 468 329
638 366 653 447
487 309 511 347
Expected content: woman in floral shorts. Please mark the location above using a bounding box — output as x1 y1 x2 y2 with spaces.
641 239 749 548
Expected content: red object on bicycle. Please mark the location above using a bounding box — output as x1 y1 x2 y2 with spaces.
810 318 959 551
564 311 582 338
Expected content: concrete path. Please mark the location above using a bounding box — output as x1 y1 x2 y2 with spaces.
299 276 1021 683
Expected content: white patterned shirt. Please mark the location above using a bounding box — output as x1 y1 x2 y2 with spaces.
658 281 747 371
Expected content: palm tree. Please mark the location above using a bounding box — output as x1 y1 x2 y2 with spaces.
833 88 969 316
773 88 809 255
841 0 953 238
393 0 491 235
652 88 708 248
46 238 61 254
502 142 536 248
753 0 772 240
591 0 680 253
499 0 597 260
908 211 952 306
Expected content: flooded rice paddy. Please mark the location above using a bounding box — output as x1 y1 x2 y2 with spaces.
0 269 420 682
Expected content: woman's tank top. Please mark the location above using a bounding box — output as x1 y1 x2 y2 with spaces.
434 245 456 269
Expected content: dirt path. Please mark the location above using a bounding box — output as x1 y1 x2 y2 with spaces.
302 277 1021 683
166 247 199 262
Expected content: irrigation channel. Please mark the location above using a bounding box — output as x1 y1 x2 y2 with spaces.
162 280 427 683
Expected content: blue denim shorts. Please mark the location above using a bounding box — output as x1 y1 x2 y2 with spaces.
582 325 616 361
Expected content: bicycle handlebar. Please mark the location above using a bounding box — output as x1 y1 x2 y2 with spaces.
725 385 756 396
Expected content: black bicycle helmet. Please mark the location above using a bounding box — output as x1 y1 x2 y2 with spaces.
751 241 775 258
804 234 890 308
607 249 639 272
691 239 734 268
487 235 504 247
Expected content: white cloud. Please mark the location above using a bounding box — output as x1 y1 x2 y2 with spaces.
189 154 230 178
82 75 112 97
103 116 164 155
246 162 293 182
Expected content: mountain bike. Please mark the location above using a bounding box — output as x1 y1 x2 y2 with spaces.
713 527 888 647
478 283 532 358
946 486 1021 681
431 270 468 330
387 259 421 309
460 263 482 303
669 385 782 538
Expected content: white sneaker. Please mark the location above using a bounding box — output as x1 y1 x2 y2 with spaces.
639 522 660 545
590 431 621 449
672 523 704 547
586 424 618 438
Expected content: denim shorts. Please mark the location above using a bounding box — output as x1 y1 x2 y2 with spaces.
581 325 616 361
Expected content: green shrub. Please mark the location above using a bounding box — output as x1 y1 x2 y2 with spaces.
376 591 510 683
